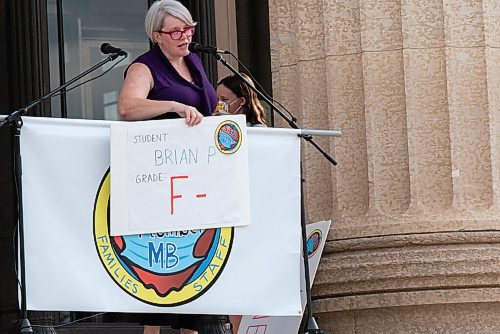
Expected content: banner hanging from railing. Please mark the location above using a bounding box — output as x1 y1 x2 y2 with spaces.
20 116 301 316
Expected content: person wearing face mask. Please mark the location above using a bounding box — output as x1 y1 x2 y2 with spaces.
215 73 267 333
215 73 267 127
117 1 219 334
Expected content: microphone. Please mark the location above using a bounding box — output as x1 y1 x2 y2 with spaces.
188 42 228 54
100 43 127 56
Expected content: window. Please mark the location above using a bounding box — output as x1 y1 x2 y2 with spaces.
47 0 149 120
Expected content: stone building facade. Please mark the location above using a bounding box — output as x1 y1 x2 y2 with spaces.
268 0 500 332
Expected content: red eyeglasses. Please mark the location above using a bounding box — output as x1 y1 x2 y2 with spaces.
157 26 195 40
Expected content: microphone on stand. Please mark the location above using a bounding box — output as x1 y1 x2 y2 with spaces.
188 42 229 54
100 43 128 56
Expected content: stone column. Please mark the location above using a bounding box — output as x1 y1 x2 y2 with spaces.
268 0 500 332
482 0 500 210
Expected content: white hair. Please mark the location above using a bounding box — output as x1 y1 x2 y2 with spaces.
145 0 196 42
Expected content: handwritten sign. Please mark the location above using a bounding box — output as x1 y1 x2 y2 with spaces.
110 115 250 236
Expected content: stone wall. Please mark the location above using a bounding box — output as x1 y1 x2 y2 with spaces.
268 0 500 332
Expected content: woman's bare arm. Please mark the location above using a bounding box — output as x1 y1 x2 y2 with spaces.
118 63 203 126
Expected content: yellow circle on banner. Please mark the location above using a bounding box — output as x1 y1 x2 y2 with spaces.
93 170 233 306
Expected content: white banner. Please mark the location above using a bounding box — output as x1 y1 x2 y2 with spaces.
238 220 331 334
20 116 302 316
110 115 250 235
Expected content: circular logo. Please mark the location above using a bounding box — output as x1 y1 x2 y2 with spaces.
214 120 242 154
93 170 233 306
306 229 322 258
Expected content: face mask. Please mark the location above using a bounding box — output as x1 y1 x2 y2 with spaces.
216 99 242 115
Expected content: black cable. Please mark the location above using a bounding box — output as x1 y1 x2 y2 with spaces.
12 224 21 289
19 312 107 330
12 134 22 290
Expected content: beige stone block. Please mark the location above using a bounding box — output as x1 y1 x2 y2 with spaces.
314 240 500 297
317 302 500 333
295 0 325 60
403 48 452 211
271 64 302 128
316 274 500 299
363 50 410 214
268 0 281 73
268 0 299 67
332 211 500 240
269 38 281 73
485 48 500 121
318 313 355 334
483 0 500 47
315 288 500 313
485 48 500 210
446 47 492 209
401 0 445 48
443 0 485 47
360 0 403 50
323 0 362 55
325 230 500 253
298 59 328 128
326 54 369 217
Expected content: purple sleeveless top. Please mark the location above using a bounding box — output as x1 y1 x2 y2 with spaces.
127 44 217 120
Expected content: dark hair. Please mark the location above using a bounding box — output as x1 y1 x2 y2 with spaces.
217 73 267 126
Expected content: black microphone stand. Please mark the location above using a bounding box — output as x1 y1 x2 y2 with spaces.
211 52 340 334
0 51 126 334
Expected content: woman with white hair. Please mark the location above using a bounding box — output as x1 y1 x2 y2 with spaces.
118 0 217 124
118 1 219 333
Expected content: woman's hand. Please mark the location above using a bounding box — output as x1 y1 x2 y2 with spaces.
176 104 203 127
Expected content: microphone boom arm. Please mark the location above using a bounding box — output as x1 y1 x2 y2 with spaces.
2 53 126 126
